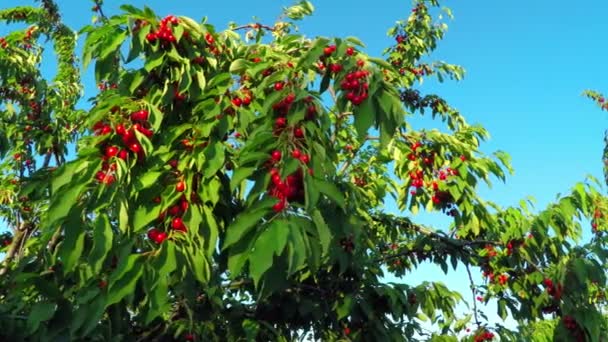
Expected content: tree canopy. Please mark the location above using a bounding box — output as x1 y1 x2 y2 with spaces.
0 0 607 341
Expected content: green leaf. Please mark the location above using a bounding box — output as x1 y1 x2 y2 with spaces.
88 214 113 274
314 178 345 209
203 142 225 179
58 213 86 274
230 166 256 192
26 302 56 334
229 58 251 73
249 220 289 286
133 202 161 233
107 256 143 307
353 95 375 139
312 209 332 256
99 29 128 60
223 206 269 250
134 171 164 190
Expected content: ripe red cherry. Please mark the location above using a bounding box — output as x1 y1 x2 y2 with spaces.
146 33 157 42
105 146 119 158
275 117 287 127
274 82 284 91
294 127 304 138
131 110 149 122
291 149 301 159
176 180 186 192
272 199 286 212
242 96 252 106
330 64 342 73
168 159 178 169
271 150 282 162
129 142 142 154
148 229 166 243
346 47 354 56
172 217 184 230
148 228 159 241
323 44 336 56
299 154 310 164
231 97 242 107
116 124 127 136
118 149 129 160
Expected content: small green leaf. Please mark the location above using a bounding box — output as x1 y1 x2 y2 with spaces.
249 220 289 286
88 214 113 273
223 206 270 250
314 178 346 209
312 209 332 256
26 302 56 334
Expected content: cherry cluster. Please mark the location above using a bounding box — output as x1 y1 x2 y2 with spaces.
341 68 370 106
505 239 524 256
93 109 153 185
562 316 585 341
267 154 306 213
543 278 563 301
1 232 12 247
146 15 180 45
591 208 603 233
407 141 461 216
146 169 191 244
473 330 495 342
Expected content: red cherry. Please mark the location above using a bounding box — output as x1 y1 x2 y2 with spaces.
330 64 342 73
105 146 119 158
272 199 286 212
129 142 142 154
343 327 351 335
294 127 304 138
168 205 182 217
180 198 189 212
274 82 284 91
242 96 252 106
323 46 334 55
346 47 354 56
176 180 186 192
118 149 129 160
168 159 178 169
131 110 149 122
271 150 282 162
100 125 113 135
275 117 287 127
147 228 159 241
146 33 157 42
231 97 242 107
172 217 184 230
291 149 301 159
116 124 127 136
271 174 282 185
155 232 168 243
299 154 310 164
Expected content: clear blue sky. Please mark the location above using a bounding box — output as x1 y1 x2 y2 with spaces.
6 0 608 332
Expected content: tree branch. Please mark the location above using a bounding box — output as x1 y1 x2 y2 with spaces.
466 263 481 327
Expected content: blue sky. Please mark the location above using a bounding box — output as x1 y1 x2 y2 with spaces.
5 0 608 333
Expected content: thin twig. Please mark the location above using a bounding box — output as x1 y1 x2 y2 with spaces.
466 263 481 327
